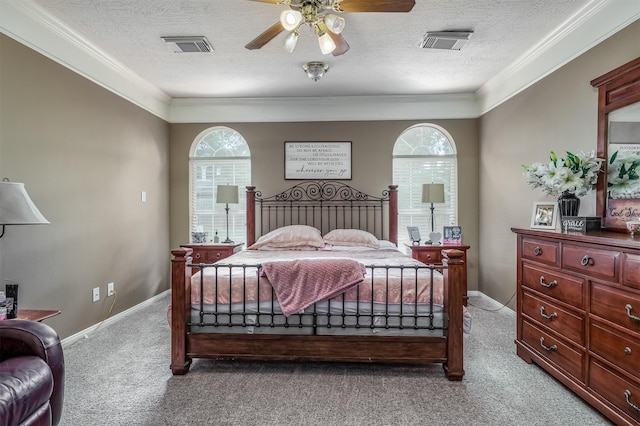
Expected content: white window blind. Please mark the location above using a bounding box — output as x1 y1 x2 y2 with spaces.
392 125 458 246
189 127 251 243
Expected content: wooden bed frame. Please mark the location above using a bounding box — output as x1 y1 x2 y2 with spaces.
170 181 465 380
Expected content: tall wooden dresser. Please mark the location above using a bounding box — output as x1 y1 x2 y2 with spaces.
512 228 640 425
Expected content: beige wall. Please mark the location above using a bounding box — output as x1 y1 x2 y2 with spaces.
0 35 171 339
170 119 480 291
479 21 640 307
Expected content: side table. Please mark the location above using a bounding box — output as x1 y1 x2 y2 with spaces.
406 243 470 306
181 242 244 272
16 309 61 322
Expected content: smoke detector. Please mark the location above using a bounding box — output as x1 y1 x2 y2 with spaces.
161 36 213 53
419 31 473 50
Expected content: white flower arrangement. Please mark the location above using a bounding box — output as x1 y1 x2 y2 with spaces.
608 150 640 199
522 150 603 197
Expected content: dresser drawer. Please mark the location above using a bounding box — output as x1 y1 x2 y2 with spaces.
589 360 640 424
522 291 584 345
522 237 559 266
591 282 640 335
562 243 620 282
623 253 640 290
522 263 585 309
590 320 640 378
522 320 585 381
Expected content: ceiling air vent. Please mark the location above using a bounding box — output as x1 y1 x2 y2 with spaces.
419 31 473 50
161 36 213 53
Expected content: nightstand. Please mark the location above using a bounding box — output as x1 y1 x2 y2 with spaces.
406 243 470 306
180 242 244 272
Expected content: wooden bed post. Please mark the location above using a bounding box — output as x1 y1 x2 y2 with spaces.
171 247 193 375
387 185 398 245
246 186 256 246
441 249 465 381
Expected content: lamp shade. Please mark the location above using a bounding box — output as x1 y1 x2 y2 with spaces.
216 185 239 204
422 183 445 203
318 32 336 54
0 182 49 225
280 10 303 31
283 30 300 53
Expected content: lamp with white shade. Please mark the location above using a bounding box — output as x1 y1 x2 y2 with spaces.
0 180 49 238
216 185 239 244
422 183 445 245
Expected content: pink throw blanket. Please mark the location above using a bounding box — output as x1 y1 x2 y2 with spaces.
260 258 366 316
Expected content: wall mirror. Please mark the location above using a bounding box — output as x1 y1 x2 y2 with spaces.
591 57 640 231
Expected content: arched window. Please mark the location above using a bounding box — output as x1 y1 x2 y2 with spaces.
393 124 458 246
189 127 251 243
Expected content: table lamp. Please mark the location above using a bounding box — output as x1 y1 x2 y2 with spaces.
0 180 49 239
422 183 445 245
216 185 238 244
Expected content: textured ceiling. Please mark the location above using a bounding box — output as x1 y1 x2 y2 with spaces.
31 0 590 100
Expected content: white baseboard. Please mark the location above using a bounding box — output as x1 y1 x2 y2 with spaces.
61 290 170 348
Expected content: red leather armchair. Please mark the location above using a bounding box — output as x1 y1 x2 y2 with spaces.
0 320 65 426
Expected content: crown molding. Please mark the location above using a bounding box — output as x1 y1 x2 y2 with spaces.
0 0 171 120
169 94 480 123
1 0 637 123
476 0 640 114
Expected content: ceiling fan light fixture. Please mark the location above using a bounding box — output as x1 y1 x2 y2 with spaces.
283 30 300 53
303 61 329 82
318 31 336 54
324 14 345 34
280 10 303 31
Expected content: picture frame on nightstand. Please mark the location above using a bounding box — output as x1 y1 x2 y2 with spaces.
443 226 462 244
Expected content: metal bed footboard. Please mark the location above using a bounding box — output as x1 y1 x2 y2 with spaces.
188 262 447 335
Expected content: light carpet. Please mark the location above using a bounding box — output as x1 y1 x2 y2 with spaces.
59 294 612 425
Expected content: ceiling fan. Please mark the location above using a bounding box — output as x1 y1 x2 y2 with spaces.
245 0 416 56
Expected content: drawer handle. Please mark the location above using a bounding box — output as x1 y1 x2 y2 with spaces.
580 255 593 266
216 252 221 258
539 276 558 288
625 347 632 355
539 337 557 352
195 253 201 259
534 246 542 256
625 390 640 413
539 307 558 320
626 304 640 322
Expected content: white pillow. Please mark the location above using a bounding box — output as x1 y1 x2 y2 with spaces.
322 229 380 248
248 225 325 250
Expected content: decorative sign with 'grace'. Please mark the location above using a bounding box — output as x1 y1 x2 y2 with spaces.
285 142 352 180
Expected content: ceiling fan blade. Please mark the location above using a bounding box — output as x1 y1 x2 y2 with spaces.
328 32 350 56
335 0 415 13
245 22 285 50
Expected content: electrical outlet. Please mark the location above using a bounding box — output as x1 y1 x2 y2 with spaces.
107 282 115 297
92 287 100 303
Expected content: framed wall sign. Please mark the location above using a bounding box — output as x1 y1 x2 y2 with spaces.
284 142 352 180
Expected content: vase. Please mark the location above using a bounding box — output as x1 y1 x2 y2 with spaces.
557 192 580 219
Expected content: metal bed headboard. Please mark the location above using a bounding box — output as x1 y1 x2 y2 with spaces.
246 181 398 246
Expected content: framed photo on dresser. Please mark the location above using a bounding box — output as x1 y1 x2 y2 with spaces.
531 202 557 229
